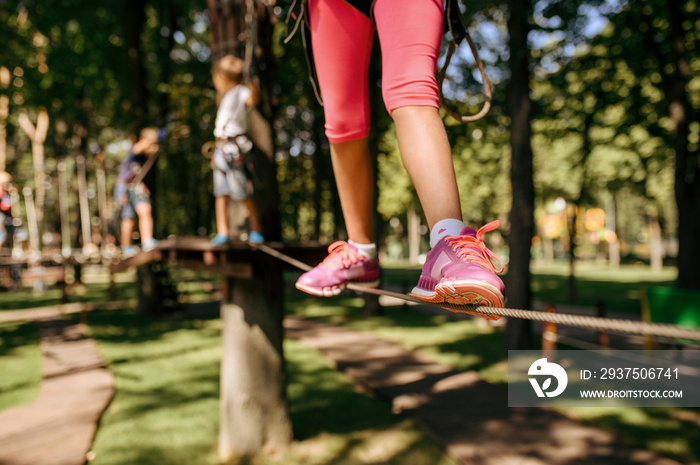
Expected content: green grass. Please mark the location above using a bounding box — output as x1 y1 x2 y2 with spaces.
287 285 700 465
84 309 454 465
559 406 700 465
1 262 693 463
0 320 42 411
0 281 136 311
530 262 677 314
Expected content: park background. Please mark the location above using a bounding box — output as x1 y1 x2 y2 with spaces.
1 0 700 464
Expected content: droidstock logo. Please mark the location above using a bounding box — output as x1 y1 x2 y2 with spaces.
528 358 568 398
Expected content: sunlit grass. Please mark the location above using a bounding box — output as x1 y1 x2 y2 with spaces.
530 262 677 314
0 320 42 411
85 309 454 465
559 406 700 465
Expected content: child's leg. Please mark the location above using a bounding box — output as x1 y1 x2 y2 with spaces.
374 0 461 230
134 202 153 243
308 0 375 245
374 0 505 312
330 138 373 244
120 218 135 247
242 197 261 233
215 195 229 236
392 106 461 229
297 0 379 294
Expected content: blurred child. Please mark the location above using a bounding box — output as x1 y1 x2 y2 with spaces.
115 127 161 257
0 171 13 248
209 54 264 246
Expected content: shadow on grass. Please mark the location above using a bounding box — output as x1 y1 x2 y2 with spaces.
285 338 400 440
566 407 700 465
0 321 39 356
416 330 506 374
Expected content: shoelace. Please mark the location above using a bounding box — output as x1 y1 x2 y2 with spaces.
447 220 505 273
321 241 363 271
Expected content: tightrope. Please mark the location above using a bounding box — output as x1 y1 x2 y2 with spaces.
255 244 700 343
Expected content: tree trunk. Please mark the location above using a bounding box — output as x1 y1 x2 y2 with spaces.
667 1 700 290
566 205 577 303
125 0 149 130
208 1 290 458
0 95 8 172
649 212 663 272
505 0 534 349
219 264 292 459
408 204 420 263
607 194 620 269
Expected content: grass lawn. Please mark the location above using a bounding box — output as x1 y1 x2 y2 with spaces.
0 320 42 411
0 271 136 311
1 262 695 464
84 309 455 465
530 262 677 314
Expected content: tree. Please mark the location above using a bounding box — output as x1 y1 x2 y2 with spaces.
664 0 699 289
207 0 291 459
505 0 534 349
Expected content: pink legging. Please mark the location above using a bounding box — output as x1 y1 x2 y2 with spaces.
308 0 443 143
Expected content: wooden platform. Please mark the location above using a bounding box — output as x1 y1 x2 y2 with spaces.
109 237 328 276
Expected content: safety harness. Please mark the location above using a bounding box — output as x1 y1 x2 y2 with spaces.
284 0 491 123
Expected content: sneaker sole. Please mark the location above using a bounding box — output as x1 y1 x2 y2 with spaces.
410 280 505 320
296 279 380 298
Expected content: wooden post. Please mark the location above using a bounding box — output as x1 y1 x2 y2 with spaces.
18 108 49 233
640 287 656 350
596 300 610 348
57 161 73 259
76 155 94 258
0 95 8 172
542 304 557 352
22 187 40 262
219 257 292 460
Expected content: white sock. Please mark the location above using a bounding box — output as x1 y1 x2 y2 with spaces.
430 218 466 248
349 240 377 260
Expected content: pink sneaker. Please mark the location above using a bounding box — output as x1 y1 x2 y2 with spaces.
296 241 380 297
411 221 505 320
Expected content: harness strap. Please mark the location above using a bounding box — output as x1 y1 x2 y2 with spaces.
284 0 324 106
440 0 492 123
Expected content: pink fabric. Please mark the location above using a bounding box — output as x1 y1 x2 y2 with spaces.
308 0 443 143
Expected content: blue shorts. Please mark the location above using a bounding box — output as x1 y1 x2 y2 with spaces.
212 149 250 201
115 182 150 219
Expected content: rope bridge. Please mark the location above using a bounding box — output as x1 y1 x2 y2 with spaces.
254 243 700 343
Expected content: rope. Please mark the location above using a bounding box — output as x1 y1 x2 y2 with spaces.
254 243 700 343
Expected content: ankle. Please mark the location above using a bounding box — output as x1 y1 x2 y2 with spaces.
348 240 377 260
429 218 465 247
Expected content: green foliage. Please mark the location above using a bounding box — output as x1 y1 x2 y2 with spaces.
2 0 697 264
